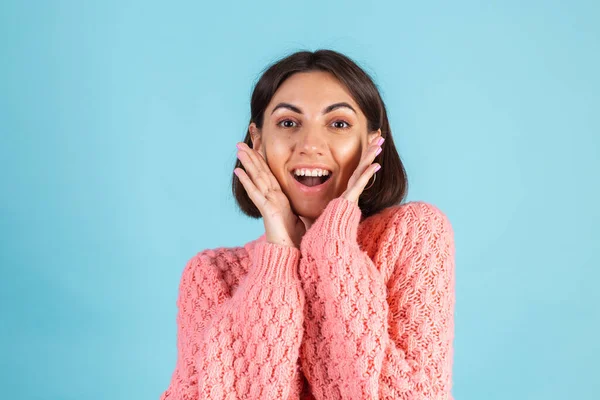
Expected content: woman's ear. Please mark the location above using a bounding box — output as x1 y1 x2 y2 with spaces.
249 122 263 153
367 128 382 144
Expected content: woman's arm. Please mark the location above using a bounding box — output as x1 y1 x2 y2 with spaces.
160 242 305 400
298 197 455 399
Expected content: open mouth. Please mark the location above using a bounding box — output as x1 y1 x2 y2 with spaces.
293 173 332 187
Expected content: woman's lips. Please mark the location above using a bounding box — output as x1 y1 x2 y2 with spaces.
290 173 333 194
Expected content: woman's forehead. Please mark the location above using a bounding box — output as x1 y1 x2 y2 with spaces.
269 80 361 117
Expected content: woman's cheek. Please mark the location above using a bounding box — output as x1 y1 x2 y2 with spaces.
332 139 362 172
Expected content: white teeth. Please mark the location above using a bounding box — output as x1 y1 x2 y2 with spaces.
293 168 330 177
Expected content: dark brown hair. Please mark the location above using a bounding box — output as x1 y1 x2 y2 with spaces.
232 49 408 219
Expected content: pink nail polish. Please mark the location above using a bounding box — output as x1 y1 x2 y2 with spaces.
375 164 381 172
377 137 385 146
376 148 382 156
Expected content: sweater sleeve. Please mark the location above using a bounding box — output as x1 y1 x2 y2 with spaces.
297 197 455 400
160 241 306 400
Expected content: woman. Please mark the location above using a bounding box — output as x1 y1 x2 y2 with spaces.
161 49 455 399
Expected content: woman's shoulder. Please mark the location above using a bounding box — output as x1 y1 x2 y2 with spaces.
358 201 454 278
360 200 453 240
188 234 265 267
190 244 248 269
178 236 263 294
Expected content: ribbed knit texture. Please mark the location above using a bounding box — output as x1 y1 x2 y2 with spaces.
160 197 456 399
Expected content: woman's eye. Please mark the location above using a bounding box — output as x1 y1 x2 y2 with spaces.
277 119 298 128
332 120 351 129
276 119 351 129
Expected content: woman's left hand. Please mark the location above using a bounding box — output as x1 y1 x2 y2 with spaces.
341 135 385 203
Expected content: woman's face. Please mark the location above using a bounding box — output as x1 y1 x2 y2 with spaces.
249 70 380 221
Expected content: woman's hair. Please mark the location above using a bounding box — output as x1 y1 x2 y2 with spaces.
232 49 408 219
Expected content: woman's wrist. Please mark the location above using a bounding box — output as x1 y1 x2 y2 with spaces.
266 234 298 249
250 241 301 283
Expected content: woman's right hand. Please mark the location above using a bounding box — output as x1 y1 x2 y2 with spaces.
234 142 306 248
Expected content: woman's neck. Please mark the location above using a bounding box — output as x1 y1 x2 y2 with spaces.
299 216 314 231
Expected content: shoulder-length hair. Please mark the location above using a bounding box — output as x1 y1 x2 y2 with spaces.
232 49 408 219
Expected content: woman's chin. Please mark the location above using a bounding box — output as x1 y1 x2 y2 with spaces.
290 197 330 221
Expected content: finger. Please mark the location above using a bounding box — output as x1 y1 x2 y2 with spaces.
250 147 281 189
356 138 384 177
370 133 382 145
348 162 380 199
367 137 384 161
234 167 267 212
238 143 263 172
237 147 272 193
238 143 280 190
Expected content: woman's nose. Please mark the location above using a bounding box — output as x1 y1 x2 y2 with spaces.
297 127 326 155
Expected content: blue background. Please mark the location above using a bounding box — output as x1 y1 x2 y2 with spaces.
1 1 598 399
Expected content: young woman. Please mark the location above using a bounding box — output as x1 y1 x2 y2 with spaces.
161 49 456 400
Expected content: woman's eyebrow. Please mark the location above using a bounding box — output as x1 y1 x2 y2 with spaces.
270 102 357 115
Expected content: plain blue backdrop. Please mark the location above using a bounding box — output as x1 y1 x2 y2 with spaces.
1 1 598 399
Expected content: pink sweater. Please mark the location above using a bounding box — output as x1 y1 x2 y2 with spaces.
160 196 456 399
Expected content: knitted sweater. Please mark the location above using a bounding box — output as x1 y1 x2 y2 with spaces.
160 196 456 399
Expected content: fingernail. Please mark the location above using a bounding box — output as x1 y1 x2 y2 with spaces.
376 147 382 156
377 137 385 146
375 164 381 172
236 143 242 149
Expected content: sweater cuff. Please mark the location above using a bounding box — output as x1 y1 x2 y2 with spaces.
300 197 362 256
312 197 363 241
248 241 301 285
